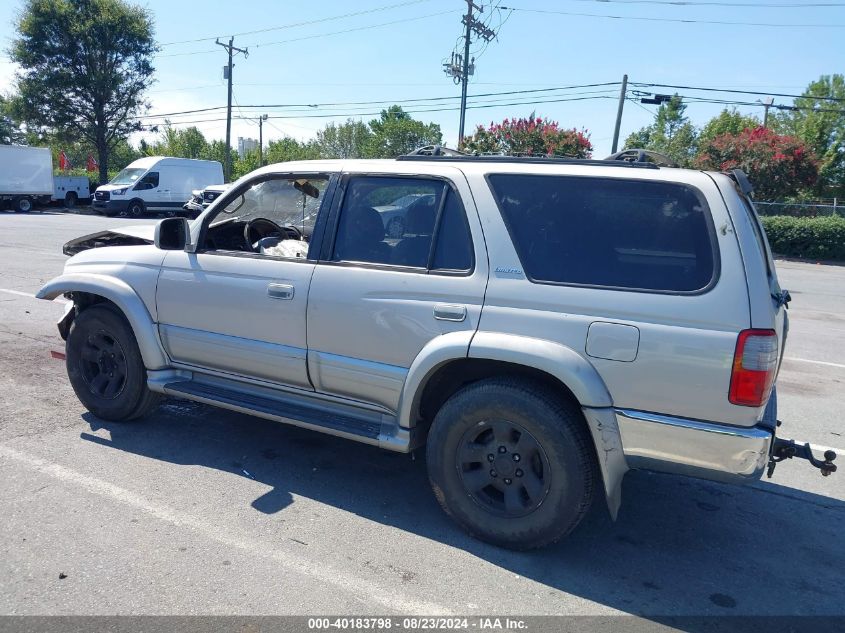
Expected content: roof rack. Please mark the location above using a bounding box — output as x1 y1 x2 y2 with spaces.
605 148 677 167
404 144 466 157
397 150 660 169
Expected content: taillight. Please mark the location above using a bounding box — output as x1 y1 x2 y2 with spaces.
729 329 778 407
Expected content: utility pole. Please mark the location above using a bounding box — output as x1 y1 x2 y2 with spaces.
444 1 496 147
762 97 774 128
215 37 248 181
458 1 475 145
258 114 267 166
611 74 628 154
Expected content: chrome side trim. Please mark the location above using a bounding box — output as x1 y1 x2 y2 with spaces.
615 408 772 482
159 324 310 389
309 350 407 413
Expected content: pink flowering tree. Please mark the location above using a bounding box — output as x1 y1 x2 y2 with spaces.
694 127 818 200
460 115 593 159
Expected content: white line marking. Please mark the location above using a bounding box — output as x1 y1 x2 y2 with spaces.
0 444 451 615
0 288 37 299
0 288 67 304
784 357 845 370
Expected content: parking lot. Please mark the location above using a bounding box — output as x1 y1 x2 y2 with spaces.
0 211 843 619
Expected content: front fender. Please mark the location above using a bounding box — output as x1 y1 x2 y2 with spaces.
469 332 613 407
36 273 169 370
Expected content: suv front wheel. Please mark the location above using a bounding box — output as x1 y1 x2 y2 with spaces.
65 304 161 421
426 378 596 550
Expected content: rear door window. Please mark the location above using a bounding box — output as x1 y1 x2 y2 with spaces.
487 174 718 293
331 176 474 272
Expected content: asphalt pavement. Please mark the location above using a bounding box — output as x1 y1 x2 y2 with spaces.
0 211 843 622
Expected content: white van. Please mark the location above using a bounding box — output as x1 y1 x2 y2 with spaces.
92 156 223 217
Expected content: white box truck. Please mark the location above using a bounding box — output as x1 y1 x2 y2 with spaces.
92 156 224 217
0 145 53 212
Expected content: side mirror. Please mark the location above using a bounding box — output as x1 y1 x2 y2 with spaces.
155 217 190 250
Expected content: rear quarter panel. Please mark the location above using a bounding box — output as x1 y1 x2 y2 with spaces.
465 165 760 427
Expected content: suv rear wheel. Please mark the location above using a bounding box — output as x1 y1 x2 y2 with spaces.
426 378 596 550
65 304 161 421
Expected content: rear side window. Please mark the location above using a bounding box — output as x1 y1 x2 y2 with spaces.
331 176 473 272
488 174 718 293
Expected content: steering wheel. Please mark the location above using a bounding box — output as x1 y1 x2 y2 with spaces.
243 218 285 252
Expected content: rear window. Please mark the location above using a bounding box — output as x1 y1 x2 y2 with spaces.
487 174 718 293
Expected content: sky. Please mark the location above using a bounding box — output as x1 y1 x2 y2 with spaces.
1 0 844 158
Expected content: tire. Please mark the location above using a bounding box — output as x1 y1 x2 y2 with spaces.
426 377 596 550
14 197 32 213
64 192 78 209
65 304 162 421
127 199 145 218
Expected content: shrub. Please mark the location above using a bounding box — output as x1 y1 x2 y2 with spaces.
695 127 818 200
460 115 592 158
761 215 845 261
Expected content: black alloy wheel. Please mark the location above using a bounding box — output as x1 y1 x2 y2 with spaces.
457 420 552 517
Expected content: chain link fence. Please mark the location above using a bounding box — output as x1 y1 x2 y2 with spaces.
754 200 843 218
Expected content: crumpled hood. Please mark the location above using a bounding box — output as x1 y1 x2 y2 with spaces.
63 224 156 256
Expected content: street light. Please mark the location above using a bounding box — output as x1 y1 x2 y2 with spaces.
258 114 268 166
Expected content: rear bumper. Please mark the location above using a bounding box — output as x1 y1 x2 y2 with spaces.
615 408 773 482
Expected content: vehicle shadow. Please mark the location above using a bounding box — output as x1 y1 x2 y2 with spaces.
80 400 845 623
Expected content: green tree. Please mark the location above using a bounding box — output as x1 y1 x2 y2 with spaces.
315 119 372 159
773 74 845 198
367 106 442 157
265 137 320 164
203 139 229 168
151 124 210 159
460 114 592 158
699 109 760 147
12 0 156 184
233 149 261 179
0 95 27 144
624 95 698 166
695 127 818 200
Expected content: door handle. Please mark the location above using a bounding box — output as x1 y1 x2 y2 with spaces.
267 283 295 300
433 304 466 322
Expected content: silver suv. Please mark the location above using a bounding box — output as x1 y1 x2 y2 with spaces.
38 153 835 549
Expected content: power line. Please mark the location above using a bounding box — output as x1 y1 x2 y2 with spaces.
251 9 458 49
157 9 459 58
133 82 623 119
159 0 436 46
567 0 845 7
498 6 845 27
630 82 845 103
627 91 845 114
134 94 621 127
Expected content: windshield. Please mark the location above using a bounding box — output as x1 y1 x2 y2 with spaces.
110 168 147 186
213 178 327 232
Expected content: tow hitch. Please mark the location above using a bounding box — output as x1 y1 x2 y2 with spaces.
767 435 837 478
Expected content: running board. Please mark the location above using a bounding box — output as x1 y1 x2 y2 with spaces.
156 374 411 452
